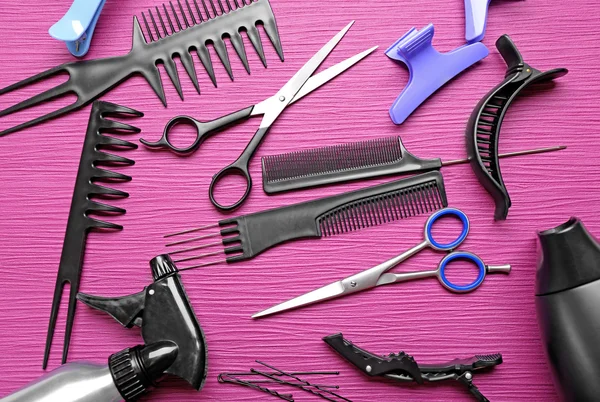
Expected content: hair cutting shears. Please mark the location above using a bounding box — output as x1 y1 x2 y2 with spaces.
253 208 511 318
141 21 377 211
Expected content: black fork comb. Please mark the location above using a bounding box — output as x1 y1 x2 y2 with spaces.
165 172 448 269
0 0 282 137
44 100 142 369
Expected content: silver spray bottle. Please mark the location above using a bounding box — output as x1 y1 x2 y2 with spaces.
0 341 178 402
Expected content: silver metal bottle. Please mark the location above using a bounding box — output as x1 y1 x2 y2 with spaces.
0 342 178 402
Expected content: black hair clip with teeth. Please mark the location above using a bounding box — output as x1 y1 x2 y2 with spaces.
324 333 502 402
467 34 568 221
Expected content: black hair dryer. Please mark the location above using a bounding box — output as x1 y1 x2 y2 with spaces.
536 218 600 402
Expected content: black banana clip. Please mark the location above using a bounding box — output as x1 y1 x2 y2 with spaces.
323 333 502 402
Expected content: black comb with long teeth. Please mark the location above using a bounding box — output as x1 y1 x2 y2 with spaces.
43 101 142 370
165 172 448 269
0 0 282 137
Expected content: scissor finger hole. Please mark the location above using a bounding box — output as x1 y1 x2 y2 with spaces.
165 118 201 151
439 253 485 293
210 168 251 211
427 209 469 250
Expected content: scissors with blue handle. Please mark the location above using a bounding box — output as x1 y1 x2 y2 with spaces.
252 208 511 318
140 21 377 211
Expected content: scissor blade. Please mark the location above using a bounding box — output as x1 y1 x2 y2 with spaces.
290 46 378 104
260 21 355 128
252 281 347 319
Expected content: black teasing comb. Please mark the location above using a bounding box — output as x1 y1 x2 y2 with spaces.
262 136 566 194
0 0 282 137
165 171 448 269
44 101 142 369
466 34 568 221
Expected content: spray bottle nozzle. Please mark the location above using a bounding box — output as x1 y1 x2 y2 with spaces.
77 255 208 390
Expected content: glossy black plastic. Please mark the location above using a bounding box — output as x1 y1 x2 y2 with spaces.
261 136 442 194
110 341 179 401
43 101 142 370
466 34 568 220
78 255 208 390
536 218 600 402
218 171 448 263
0 0 282 137
324 333 502 402
323 333 422 382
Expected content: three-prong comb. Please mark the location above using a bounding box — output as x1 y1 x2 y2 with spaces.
165 172 448 269
44 101 142 369
0 0 282 136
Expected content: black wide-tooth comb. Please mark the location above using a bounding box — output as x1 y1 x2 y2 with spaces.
165 171 448 269
43 100 143 369
0 0 282 137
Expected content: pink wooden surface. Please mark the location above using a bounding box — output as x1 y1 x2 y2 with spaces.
0 0 599 400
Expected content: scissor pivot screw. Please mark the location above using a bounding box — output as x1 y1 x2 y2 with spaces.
350 281 357 287
366 365 372 373
465 372 472 380
149 289 155 296
279 96 286 102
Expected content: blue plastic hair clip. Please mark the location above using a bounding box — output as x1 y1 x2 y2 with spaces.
49 0 107 57
465 0 492 43
385 24 489 125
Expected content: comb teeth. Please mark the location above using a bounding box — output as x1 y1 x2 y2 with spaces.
138 0 283 91
317 179 445 237
263 137 404 183
83 102 142 231
475 354 502 362
43 100 142 370
476 94 508 175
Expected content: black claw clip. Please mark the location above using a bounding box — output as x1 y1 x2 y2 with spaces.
466 34 568 221
78 254 208 391
324 333 502 402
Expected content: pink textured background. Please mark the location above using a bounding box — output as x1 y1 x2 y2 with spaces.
0 0 599 400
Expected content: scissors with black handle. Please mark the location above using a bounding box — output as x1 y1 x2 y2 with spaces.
141 21 377 211
253 208 511 318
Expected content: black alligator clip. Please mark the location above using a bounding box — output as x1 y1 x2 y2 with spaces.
77 255 208 391
324 333 502 402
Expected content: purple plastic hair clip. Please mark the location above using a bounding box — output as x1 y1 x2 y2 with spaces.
385 24 489 125
465 0 492 43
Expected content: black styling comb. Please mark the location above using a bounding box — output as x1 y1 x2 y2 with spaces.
262 136 566 194
44 100 143 369
0 0 282 137
165 171 448 269
467 34 568 221
324 333 503 402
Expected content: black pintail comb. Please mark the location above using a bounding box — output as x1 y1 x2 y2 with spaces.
44 100 142 369
0 0 282 137
165 171 448 269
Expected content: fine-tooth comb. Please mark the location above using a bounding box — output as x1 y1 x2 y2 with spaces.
466 34 568 221
165 171 448 269
261 136 566 194
44 100 143 369
0 0 282 137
